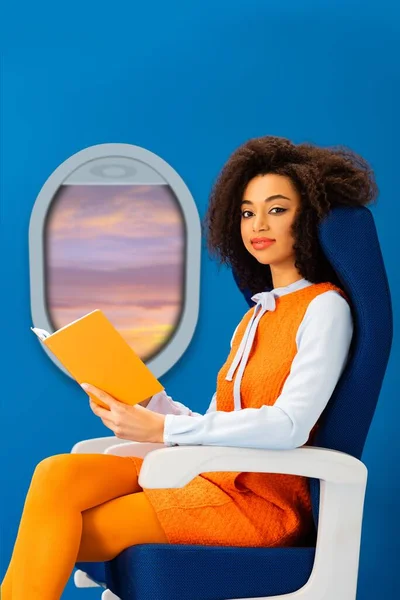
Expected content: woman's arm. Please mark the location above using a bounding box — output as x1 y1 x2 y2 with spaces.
140 385 217 417
138 397 154 408
162 291 354 449
141 390 205 416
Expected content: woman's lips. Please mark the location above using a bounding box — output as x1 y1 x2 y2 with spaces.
251 240 275 250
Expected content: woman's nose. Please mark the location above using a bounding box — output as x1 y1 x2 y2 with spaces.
252 215 269 232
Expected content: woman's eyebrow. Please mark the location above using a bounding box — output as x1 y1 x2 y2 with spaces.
241 195 292 205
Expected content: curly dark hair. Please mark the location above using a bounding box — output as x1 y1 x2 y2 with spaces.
202 136 378 296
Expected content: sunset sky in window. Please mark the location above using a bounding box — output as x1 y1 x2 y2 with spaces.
45 184 185 360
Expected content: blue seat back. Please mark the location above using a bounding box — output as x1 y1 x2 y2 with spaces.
233 206 393 530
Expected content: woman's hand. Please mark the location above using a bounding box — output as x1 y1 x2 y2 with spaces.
81 383 166 443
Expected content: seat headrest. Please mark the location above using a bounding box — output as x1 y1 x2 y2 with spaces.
232 206 393 458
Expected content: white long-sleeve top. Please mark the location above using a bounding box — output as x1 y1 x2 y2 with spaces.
146 278 354 450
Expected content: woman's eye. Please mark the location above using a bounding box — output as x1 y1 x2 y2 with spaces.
241 208 286 218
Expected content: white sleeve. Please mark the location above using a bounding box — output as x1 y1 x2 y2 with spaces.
146 322 240 419
163 291 354 449
145 390 204 417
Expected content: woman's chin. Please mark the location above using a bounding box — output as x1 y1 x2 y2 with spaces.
251 250 274 265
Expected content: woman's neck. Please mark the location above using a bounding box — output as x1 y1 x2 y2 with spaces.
271 274 304 290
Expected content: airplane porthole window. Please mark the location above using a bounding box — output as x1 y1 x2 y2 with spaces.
29 143 201 380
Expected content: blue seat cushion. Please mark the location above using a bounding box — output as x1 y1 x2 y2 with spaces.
83 544 316 600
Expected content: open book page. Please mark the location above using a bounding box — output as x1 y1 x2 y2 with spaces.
31 327 51 341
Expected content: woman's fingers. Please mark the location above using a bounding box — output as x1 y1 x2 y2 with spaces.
82 383 112 404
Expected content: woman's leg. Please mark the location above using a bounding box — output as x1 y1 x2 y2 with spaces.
0 453 167 600
77 488 168 562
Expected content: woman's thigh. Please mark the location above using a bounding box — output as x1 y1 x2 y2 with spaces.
31 453 143 510
77 490 169 562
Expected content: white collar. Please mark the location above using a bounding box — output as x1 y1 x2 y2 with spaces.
225 277 313 410
271 277 313 297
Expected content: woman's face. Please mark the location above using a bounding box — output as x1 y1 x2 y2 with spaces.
240 173 302 268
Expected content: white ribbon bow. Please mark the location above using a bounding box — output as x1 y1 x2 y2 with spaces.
225 291 278 410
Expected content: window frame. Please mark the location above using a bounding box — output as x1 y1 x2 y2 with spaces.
29 143 201 379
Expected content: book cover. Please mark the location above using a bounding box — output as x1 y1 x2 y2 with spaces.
31 309 164 409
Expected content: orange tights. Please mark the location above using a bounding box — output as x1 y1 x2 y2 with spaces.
0 453 168 599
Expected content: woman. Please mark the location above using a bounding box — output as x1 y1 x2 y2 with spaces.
1 136 377 598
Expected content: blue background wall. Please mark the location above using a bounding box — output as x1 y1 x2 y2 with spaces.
1 1 399 598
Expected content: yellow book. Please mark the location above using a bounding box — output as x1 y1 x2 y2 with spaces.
31 309 164 410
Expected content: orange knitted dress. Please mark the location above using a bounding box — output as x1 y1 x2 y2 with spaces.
128 282 349 547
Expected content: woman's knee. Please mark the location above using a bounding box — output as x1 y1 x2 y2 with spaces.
31 454 79 495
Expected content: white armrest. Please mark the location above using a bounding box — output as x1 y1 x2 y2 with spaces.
136 444 366 487
71 436 132 454
109 443 367 600
104 441 166 458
